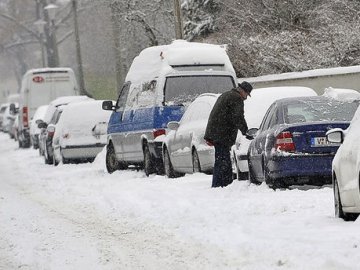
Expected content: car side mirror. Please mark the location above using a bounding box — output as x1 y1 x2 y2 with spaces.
326 128 344 144
246 128 258 140
102 100 114 111
9 103 16 114
38 122 48 129
167 121 180 131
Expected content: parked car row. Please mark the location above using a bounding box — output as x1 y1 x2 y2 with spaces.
3 41 360 222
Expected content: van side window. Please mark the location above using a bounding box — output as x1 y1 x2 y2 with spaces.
125 83 141 109
137 80 156 108
116 83 130 112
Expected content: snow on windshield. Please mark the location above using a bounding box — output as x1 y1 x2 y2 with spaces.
164 75 234 105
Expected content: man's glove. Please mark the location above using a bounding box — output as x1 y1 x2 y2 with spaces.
205 139 214 146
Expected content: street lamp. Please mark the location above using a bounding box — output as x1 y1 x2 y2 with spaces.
44 4 58 22
34 19 46 67
43 3 59 67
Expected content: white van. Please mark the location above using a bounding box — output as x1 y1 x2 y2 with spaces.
17 67 79 148
102 40 237 175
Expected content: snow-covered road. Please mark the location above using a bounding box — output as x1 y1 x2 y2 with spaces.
0 133 359 270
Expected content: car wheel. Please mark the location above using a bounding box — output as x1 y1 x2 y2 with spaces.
44 146 53 165
248 162 260 185
53 155 59 166
192 149 201 173
143 144 155 176
106 143 119 174
164 148 179 178
334 176 352 221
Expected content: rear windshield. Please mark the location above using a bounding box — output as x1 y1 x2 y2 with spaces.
164 75 235 105
284 99 359 123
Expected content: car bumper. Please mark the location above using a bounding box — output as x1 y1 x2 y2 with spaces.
62 144 106 159
268 153 334 184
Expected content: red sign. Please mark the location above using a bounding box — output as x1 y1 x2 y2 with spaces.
32 76 44 83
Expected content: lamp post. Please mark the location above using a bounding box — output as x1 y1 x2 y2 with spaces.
72 0 86 95
44 3 59 67
34 19 46 67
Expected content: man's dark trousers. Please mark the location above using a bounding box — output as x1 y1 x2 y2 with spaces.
212 143 233 188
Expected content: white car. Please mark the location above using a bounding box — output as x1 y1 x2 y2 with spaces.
326 103 360 221
29 105 48 149
232 86 317 180
162 93 219 177
52 100 112 165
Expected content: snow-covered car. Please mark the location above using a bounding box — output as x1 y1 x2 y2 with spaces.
52 100 112 165
37 95 92 164
0 102 18 134
232 86 317 180
162 93 219 178
326 94 360 221
29 105 48 149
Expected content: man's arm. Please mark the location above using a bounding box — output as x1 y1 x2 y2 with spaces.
232 100 248 135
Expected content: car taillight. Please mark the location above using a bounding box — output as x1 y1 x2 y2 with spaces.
153 129 166 138
275 131 295 152
48 131 55 138
22 107 29 128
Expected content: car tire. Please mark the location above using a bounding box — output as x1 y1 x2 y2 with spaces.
248 162 260 185
53 155 59 166
192 149 201 173
106 143 120 174
143 144 156 176
44 146 53 165
164 148 179 178
333 176 358 221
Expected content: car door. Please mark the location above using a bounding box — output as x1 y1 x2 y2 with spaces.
170 103 195 170
336 123 360 207
109 83 130 160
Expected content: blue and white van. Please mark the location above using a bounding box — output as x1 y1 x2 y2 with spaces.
102 40 237 175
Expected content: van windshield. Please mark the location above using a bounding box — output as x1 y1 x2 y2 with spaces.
164 75 235 105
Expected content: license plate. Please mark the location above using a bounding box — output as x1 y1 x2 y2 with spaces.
311 137 333 147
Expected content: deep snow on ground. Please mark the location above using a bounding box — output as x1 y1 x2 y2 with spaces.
0 133 359 270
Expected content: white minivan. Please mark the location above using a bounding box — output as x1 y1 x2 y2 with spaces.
17 68 79 148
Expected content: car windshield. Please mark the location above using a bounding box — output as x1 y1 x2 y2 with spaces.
284 99 360 123
164 75 234 105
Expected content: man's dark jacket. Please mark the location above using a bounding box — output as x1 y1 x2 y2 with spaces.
204 88 248 147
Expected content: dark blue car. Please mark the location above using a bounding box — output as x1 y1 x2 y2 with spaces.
247 96 359 188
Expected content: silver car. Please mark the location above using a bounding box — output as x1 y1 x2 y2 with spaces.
162 93 219 178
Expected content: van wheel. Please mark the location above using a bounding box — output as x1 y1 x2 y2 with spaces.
106 143 119 174
144 144 155 176
164 149 178 178
192 149 201 173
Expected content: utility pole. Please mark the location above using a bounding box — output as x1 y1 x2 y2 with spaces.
72 0 87 96
173 0 184 39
